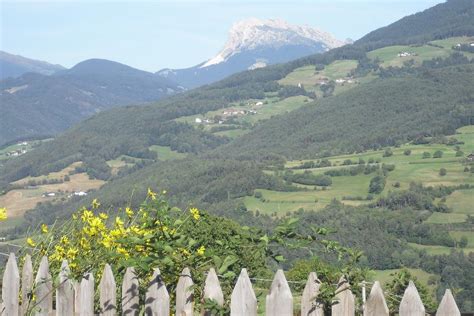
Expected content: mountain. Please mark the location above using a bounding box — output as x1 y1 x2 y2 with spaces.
157 18 346 88
0 51 65 80
0 59 182 145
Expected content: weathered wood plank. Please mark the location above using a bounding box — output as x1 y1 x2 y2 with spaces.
364 281 388 316
34 256 53 316
79 272 95 316
73 280 81 315
145 268 169 316
332 277 355 316
122 267 139 315
20 254 33 316
176 267 193 316
231 269 257 316
436 289 460 316
99 264 116 315
399 280 425 316
2 253 20 316
301 272 323 316
265 269 293 316
56 260 74 316
203 268 224 304
203 268 224 315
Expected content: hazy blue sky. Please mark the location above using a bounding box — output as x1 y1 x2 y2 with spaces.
1 0 444 72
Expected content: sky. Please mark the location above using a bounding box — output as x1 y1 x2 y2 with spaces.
0 0 445 72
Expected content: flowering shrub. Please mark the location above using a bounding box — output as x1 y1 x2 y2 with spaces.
21 189 273 313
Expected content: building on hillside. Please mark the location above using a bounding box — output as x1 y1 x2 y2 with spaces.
397 51 417 57
73 191 88 197
195 118 202 124
467 153 474 161
222 109 245 117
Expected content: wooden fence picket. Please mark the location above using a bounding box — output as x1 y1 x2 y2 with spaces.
265 269 293 316
34 256 53 316
99 264 116 315
176 267 194 316
145 268 170 316
20 254 33 316
80 272 95 316
230 268 257 316
56 260 74 315
2 253 20 316
331 277 355 316
122 267 140 315
301 272 323 316
399 280 425 316
203 268 224 309
436 289 461 316
364 281 388 316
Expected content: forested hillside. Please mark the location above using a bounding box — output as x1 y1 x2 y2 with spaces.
356 0 474 50
221 63 474 160
0 59 181 145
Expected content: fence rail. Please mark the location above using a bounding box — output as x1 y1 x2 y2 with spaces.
1 253 461 315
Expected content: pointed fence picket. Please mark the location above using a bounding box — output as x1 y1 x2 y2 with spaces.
0 253 465 315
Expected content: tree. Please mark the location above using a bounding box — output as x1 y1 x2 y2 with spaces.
459 236 468 248
422 152 431 159
383 148 393 157
369 175 386 194
404 149 412 156
439 168 447 176
433 150 443 158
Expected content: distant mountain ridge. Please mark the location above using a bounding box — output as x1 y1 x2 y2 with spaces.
0 58 182 145
157 18 346 88
0 51 65 80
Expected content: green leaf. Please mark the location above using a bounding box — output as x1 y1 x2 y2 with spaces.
218 255 238 274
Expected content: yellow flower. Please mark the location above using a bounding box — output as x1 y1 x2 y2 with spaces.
26 237 36 247
117 247 130 259
99 213 108 220
162 190 167 195
80 237 90 250
147 188 157 200
41 224 48 234
125 207 134 218
81 210 94 222
190 208 200 220
0 207 7 221
197 245 205 256
91 199 100 209
115 216 124 227
67 247 78 259
60 236 69 245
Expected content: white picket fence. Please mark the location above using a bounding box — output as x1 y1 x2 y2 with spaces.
0 253 462 315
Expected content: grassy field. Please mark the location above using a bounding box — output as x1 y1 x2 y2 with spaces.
278 60 361 95
372 268 435 287
149 145 187 161
0 163 105 218
425 212 468 224
174 95 311 139
367 37 474 68
244 126 474 259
